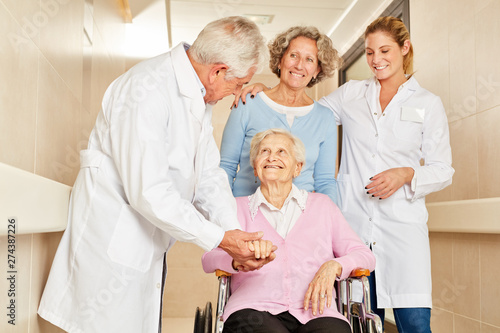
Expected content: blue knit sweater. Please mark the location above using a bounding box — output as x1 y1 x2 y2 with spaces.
220 93 339 205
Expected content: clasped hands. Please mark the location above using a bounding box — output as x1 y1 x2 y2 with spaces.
232 239 276 272
219 230 277 272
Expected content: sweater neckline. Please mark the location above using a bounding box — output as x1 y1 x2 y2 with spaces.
252 93 319 123
247 194 310 242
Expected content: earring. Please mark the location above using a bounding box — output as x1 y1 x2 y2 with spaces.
278 68 281 77
255 176 258 184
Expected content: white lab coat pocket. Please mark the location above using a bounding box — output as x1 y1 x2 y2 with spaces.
393 120 423 141
394 107 424 143
107 204 156 272
336 173 351 212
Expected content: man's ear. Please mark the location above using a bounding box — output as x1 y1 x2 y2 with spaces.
208 64 228 84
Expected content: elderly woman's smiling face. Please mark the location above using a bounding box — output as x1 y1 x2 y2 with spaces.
279 36 321 90
253 134 303 185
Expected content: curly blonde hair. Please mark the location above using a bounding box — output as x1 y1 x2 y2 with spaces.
268 26 342 88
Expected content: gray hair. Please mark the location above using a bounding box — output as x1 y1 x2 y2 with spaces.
249 128 306 168
189 16 268 80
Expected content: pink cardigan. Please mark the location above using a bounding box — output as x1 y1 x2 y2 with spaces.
202 193 376 324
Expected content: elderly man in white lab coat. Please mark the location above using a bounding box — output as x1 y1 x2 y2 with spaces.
38 16 273 333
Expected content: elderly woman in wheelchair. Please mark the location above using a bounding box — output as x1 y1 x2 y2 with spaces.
202 129 376 333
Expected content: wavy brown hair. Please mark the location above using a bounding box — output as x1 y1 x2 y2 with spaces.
268 26 342 88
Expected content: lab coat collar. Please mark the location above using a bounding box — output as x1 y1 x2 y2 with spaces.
171 43 204 99
365 77 381 124
171 42 206 123
365 76 420 121
183 43 206 97
366 75 420 92
404 75 420 91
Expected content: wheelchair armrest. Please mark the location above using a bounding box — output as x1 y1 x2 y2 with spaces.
214 270 232 333
349 268 370 278
215 269 232 277
342 268 382 332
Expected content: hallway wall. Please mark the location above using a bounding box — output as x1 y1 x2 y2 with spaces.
0 0 127 332
410 0 500 331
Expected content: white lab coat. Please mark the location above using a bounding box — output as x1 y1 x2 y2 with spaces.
320 76 454 309
38 43 240 333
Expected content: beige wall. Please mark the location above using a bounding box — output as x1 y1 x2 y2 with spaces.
410 0 500 331
0 0 127 332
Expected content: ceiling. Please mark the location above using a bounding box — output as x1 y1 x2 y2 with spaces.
124 0 393 69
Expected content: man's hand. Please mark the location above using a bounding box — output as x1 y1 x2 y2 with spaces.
232 239 277 271
219 230 277 271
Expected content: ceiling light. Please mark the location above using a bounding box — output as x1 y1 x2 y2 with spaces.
243 14 274 25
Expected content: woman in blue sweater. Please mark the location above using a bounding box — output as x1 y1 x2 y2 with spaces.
220 26 342 205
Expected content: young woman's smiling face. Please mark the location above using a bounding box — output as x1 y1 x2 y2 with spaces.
365 31 409 82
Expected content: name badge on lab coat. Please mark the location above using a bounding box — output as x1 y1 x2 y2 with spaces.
401 106 425 123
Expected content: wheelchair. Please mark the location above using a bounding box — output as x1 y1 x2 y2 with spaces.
194 268 383 333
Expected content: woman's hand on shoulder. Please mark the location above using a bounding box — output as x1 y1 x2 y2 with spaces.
232 83 269 108
303 260 342 316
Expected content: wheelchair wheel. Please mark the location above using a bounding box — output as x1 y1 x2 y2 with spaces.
193 302 213 333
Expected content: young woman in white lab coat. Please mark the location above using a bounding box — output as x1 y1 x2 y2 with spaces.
319 17 454 332
237 16 454 333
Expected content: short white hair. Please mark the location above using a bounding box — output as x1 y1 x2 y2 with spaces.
189 16 268 80
249 128 306 168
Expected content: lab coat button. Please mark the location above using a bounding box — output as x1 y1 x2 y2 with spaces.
375 134 378 137
369 218 372 221
373 242 377 245
372 154 375 158
156 283 161 289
